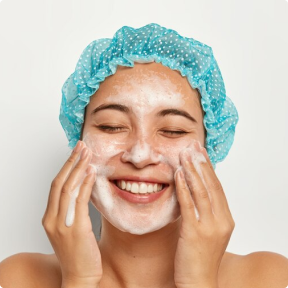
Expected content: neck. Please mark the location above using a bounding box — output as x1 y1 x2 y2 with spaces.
98 217 181 288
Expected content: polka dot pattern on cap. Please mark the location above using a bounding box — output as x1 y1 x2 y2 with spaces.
60 23 239 168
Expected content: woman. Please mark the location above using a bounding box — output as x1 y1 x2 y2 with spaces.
1 23 288 288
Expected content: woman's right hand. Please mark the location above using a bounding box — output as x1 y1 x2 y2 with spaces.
42 140 103 288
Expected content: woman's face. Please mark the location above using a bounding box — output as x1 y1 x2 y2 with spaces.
82 62 206 235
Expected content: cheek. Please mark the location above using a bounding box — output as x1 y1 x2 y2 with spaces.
83 132 126 164
155 140 188 176
155 136 203 173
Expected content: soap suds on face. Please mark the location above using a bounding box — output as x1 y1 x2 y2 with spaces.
81 134 205 233
106 72 185 140
82 73 184 235
65 70 207 233
76 131 182 234
109 69 185 113
122 141 163 164
65 132 208 231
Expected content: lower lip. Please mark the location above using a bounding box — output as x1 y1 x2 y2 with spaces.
111 182 168 204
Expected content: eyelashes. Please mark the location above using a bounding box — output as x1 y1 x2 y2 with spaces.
96 125 188 136
97 125 124 132
161 130 188 135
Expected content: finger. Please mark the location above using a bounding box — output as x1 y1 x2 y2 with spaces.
180 149 213 222
58 148 92 223
199 146 232 218
74 166 96 226
175 168 198 223
201 146 214 171
44 140 85 218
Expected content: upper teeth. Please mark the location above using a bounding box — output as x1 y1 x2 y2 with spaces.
116 180 163 194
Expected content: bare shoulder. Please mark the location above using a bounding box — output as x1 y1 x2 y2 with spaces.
219 251 288 288
242 251 288 287
0 252 61 288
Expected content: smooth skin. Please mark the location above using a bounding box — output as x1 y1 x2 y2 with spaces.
1 62 288 288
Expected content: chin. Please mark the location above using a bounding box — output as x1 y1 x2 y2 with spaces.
111 209 181 236
89 175 181 235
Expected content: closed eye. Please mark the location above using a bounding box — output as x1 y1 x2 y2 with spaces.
161 130 188 135
97 126 188 136
97 125 125 132
160 130 188 138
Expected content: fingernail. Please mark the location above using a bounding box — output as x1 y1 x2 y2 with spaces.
193 140 202 152
178 169 185 179
73 141 82 153
181 149 191 160
174 167 183 180
201 147 208 158
80 147 88 159
86 165 96 175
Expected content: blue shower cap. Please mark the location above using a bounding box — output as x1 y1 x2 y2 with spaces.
60 23 239 168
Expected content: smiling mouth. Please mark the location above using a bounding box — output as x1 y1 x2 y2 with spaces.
113 180 168 195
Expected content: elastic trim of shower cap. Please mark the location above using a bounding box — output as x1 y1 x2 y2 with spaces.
190 60 239 169
59 23 239 168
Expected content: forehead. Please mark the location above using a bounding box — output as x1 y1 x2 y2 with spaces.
87 62 201 110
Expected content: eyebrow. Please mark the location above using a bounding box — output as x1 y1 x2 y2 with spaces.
90 103 197 124
156 109 198 124
90 103 130 115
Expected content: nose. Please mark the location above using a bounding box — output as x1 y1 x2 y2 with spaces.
121 140 162 169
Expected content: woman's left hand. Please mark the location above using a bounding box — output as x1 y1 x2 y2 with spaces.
174 141 235 288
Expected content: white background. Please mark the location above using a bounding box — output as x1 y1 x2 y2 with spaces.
0 0 287 261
